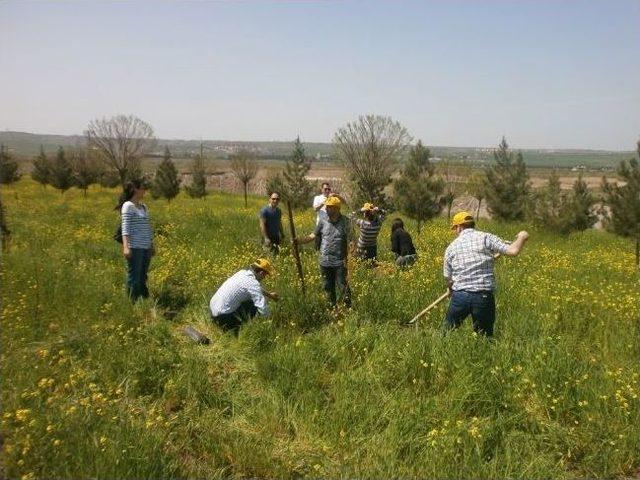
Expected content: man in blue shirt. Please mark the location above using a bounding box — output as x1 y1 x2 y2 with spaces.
259 192 285 254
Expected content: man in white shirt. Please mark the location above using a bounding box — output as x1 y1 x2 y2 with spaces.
209 258 279 334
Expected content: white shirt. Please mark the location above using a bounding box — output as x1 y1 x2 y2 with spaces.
209 269 269 317
443 228 510 292
313 193 328 225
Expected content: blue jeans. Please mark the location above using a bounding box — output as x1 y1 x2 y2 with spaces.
126 248 152 301
320 265 351 307
444 290 496 336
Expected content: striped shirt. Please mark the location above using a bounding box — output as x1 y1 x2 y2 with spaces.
209 269 269 317
121 201 153 249
354 211 385 249
443 228 510 292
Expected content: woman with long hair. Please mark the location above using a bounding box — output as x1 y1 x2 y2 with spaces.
116 179 154 301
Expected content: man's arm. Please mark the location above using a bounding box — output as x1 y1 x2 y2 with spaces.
259 217 270 244
262 289 280 302
248 283 269 316
505 231 529 256
279 212 285 238
296 233 316 244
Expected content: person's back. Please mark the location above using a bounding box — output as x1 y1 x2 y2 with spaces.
209 269 268 317
444 228 508 292
391 227 416 257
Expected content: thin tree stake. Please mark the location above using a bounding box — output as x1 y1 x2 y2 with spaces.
286 200 306 293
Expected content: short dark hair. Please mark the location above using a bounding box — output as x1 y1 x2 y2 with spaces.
321 182 331 189
391 218 404 233
269 191 280 197
461 220 475 229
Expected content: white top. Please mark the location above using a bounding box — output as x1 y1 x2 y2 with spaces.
313 193 328 225
209 269 269 317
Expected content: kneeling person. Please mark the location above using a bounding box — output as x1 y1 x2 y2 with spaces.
209 258 279 334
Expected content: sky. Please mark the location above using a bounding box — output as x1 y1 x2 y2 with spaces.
1 0 639 150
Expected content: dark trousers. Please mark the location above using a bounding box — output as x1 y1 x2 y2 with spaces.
320 265 351 307
126 248 151 302
357 245 377 261
211 301 258 335
444 290 496 336
268 234 281 255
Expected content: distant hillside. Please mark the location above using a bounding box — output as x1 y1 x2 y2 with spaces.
0 131 632 169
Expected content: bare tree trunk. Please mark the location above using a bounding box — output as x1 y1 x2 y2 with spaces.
417 220 422 234
476 198 482 220
636 236 639 267
243 183 248 208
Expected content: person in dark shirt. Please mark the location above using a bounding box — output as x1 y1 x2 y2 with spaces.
259 192 285 254
390 218 417 267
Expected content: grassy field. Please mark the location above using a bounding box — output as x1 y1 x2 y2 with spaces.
1 179 639 479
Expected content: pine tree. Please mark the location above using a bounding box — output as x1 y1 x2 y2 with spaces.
49 146 74 194
563 173 596 232
602 141 640 265
70 148 99 197
531 170 564 231
99 170 121 188
393 141 444 232
265 170 286 198
152 146 181 202
185 154 208 198
282 137 315 209
31 145 51 188
484 137 530 221
0 144 21 185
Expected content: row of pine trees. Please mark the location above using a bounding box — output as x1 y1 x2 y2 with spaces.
0 137 638 262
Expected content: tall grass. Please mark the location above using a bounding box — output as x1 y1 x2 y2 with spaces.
1 179 638 479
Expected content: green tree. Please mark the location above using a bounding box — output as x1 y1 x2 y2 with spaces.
333 114 411 206
281 137 315 209
564 173 596 232
49 146 74 194
70 148 100 197
151 146 181 202
230 150 259 208
98 169 121 189
31 145 51 188
393 141 444 232
466 170 486 221
602 142 640 265
0 198 10 252
0 144 21 185
265 170 286 198
185 154 208 198
531 170 564 232
484 137 530 221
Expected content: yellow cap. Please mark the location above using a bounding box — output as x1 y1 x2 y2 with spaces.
360 202 375 212
324 196 341 207
252 258 274 275
451 211 474 229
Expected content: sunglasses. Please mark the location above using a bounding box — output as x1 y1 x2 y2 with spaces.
270 197 280 201
323 187 331 191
